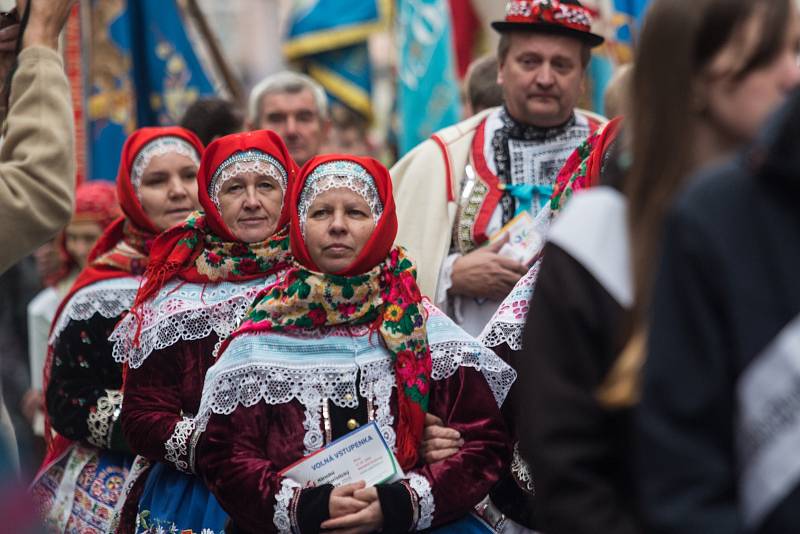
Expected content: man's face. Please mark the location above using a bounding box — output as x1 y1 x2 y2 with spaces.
498 32 586 127
254 89 329 166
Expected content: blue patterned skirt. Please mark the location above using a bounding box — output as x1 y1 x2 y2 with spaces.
135 461 228 534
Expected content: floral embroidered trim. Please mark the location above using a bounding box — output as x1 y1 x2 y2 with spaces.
408 473 434 529
511 442 535 495
110 278 268 368
479 259 542 350
164 416 197 473
87 389 123 449
454 163 490 254
274 478 301 534
50 277 140 343
109 454 151 533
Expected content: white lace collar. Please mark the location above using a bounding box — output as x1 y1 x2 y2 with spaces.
49 276 141 344
194 301 516 441
110 275 280 369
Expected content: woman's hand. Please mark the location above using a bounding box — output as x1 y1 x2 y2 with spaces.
322 485 383 533
421 413 463 463
329 481 370 519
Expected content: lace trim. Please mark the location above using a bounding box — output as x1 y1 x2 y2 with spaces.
408 473 434 529
110 279 268 368
164 416 197 473
298 160 383 236
208 151 288 211
273 478 301 534
511 442 535 495
479 260 541 350
302 390 325 455
429 340 517 407
86 389 123 449
50 277 140 343
362 359 397 451
195 337 515 433
131 136 200 192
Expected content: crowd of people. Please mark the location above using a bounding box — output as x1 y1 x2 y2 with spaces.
3 0 800 533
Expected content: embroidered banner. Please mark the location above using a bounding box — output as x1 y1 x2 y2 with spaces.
85 0 218 181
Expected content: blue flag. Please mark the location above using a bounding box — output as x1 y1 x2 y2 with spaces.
86 0 217 181
396 0 462 156
284 1 387 119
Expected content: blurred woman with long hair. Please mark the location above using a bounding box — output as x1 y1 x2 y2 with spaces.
512 1 800 533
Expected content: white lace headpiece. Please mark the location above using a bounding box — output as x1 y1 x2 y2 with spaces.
298 160 383 236
131 136 200 192
208 150 289 211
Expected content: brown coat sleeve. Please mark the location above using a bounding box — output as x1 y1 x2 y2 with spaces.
0 46 75 274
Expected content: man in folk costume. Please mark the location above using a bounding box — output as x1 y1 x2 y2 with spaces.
391 0 606 336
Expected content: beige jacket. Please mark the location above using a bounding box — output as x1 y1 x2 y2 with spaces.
391 109 493 299
0 46 75 274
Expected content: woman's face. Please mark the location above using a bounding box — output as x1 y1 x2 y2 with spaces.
703 11 800 144
304 188 375 274
218 169 284 243
64 220 104 269
138 152 200 231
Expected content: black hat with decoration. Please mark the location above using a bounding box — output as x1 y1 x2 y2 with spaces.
492 0 605 48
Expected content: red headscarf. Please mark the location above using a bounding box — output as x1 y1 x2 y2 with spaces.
290 154 398 275
49 181 121 287
131 130 298 316
40 127 204 466
228 155 429 470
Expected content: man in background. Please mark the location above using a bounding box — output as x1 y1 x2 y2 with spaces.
247 71 330 166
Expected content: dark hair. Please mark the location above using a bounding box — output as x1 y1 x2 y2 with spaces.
626 0 792 326
179 98 244 146
465 55 504 113
497 32 591 67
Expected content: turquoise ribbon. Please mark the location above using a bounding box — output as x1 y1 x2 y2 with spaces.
502 183 554 216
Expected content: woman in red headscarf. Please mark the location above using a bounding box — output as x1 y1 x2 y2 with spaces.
110 130 296 534
25 181 120 441
30 127 204 533
194 155 514 534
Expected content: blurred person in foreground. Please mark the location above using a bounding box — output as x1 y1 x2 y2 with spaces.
391 0 606 337
637 17 800 534
23 182 119 450
512 1 800 533
247 71 330 166
0 0 76 466
0 0 77 275
179 96 244 146
463 54 504 117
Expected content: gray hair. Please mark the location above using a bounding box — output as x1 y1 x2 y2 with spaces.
247 71 329 124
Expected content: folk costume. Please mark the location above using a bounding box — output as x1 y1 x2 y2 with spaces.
112 131 297 534
30 127 204 533
475 117 625 532
637 88 800 534
27 182 120 436
194 155 516 534
390 0 606 336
